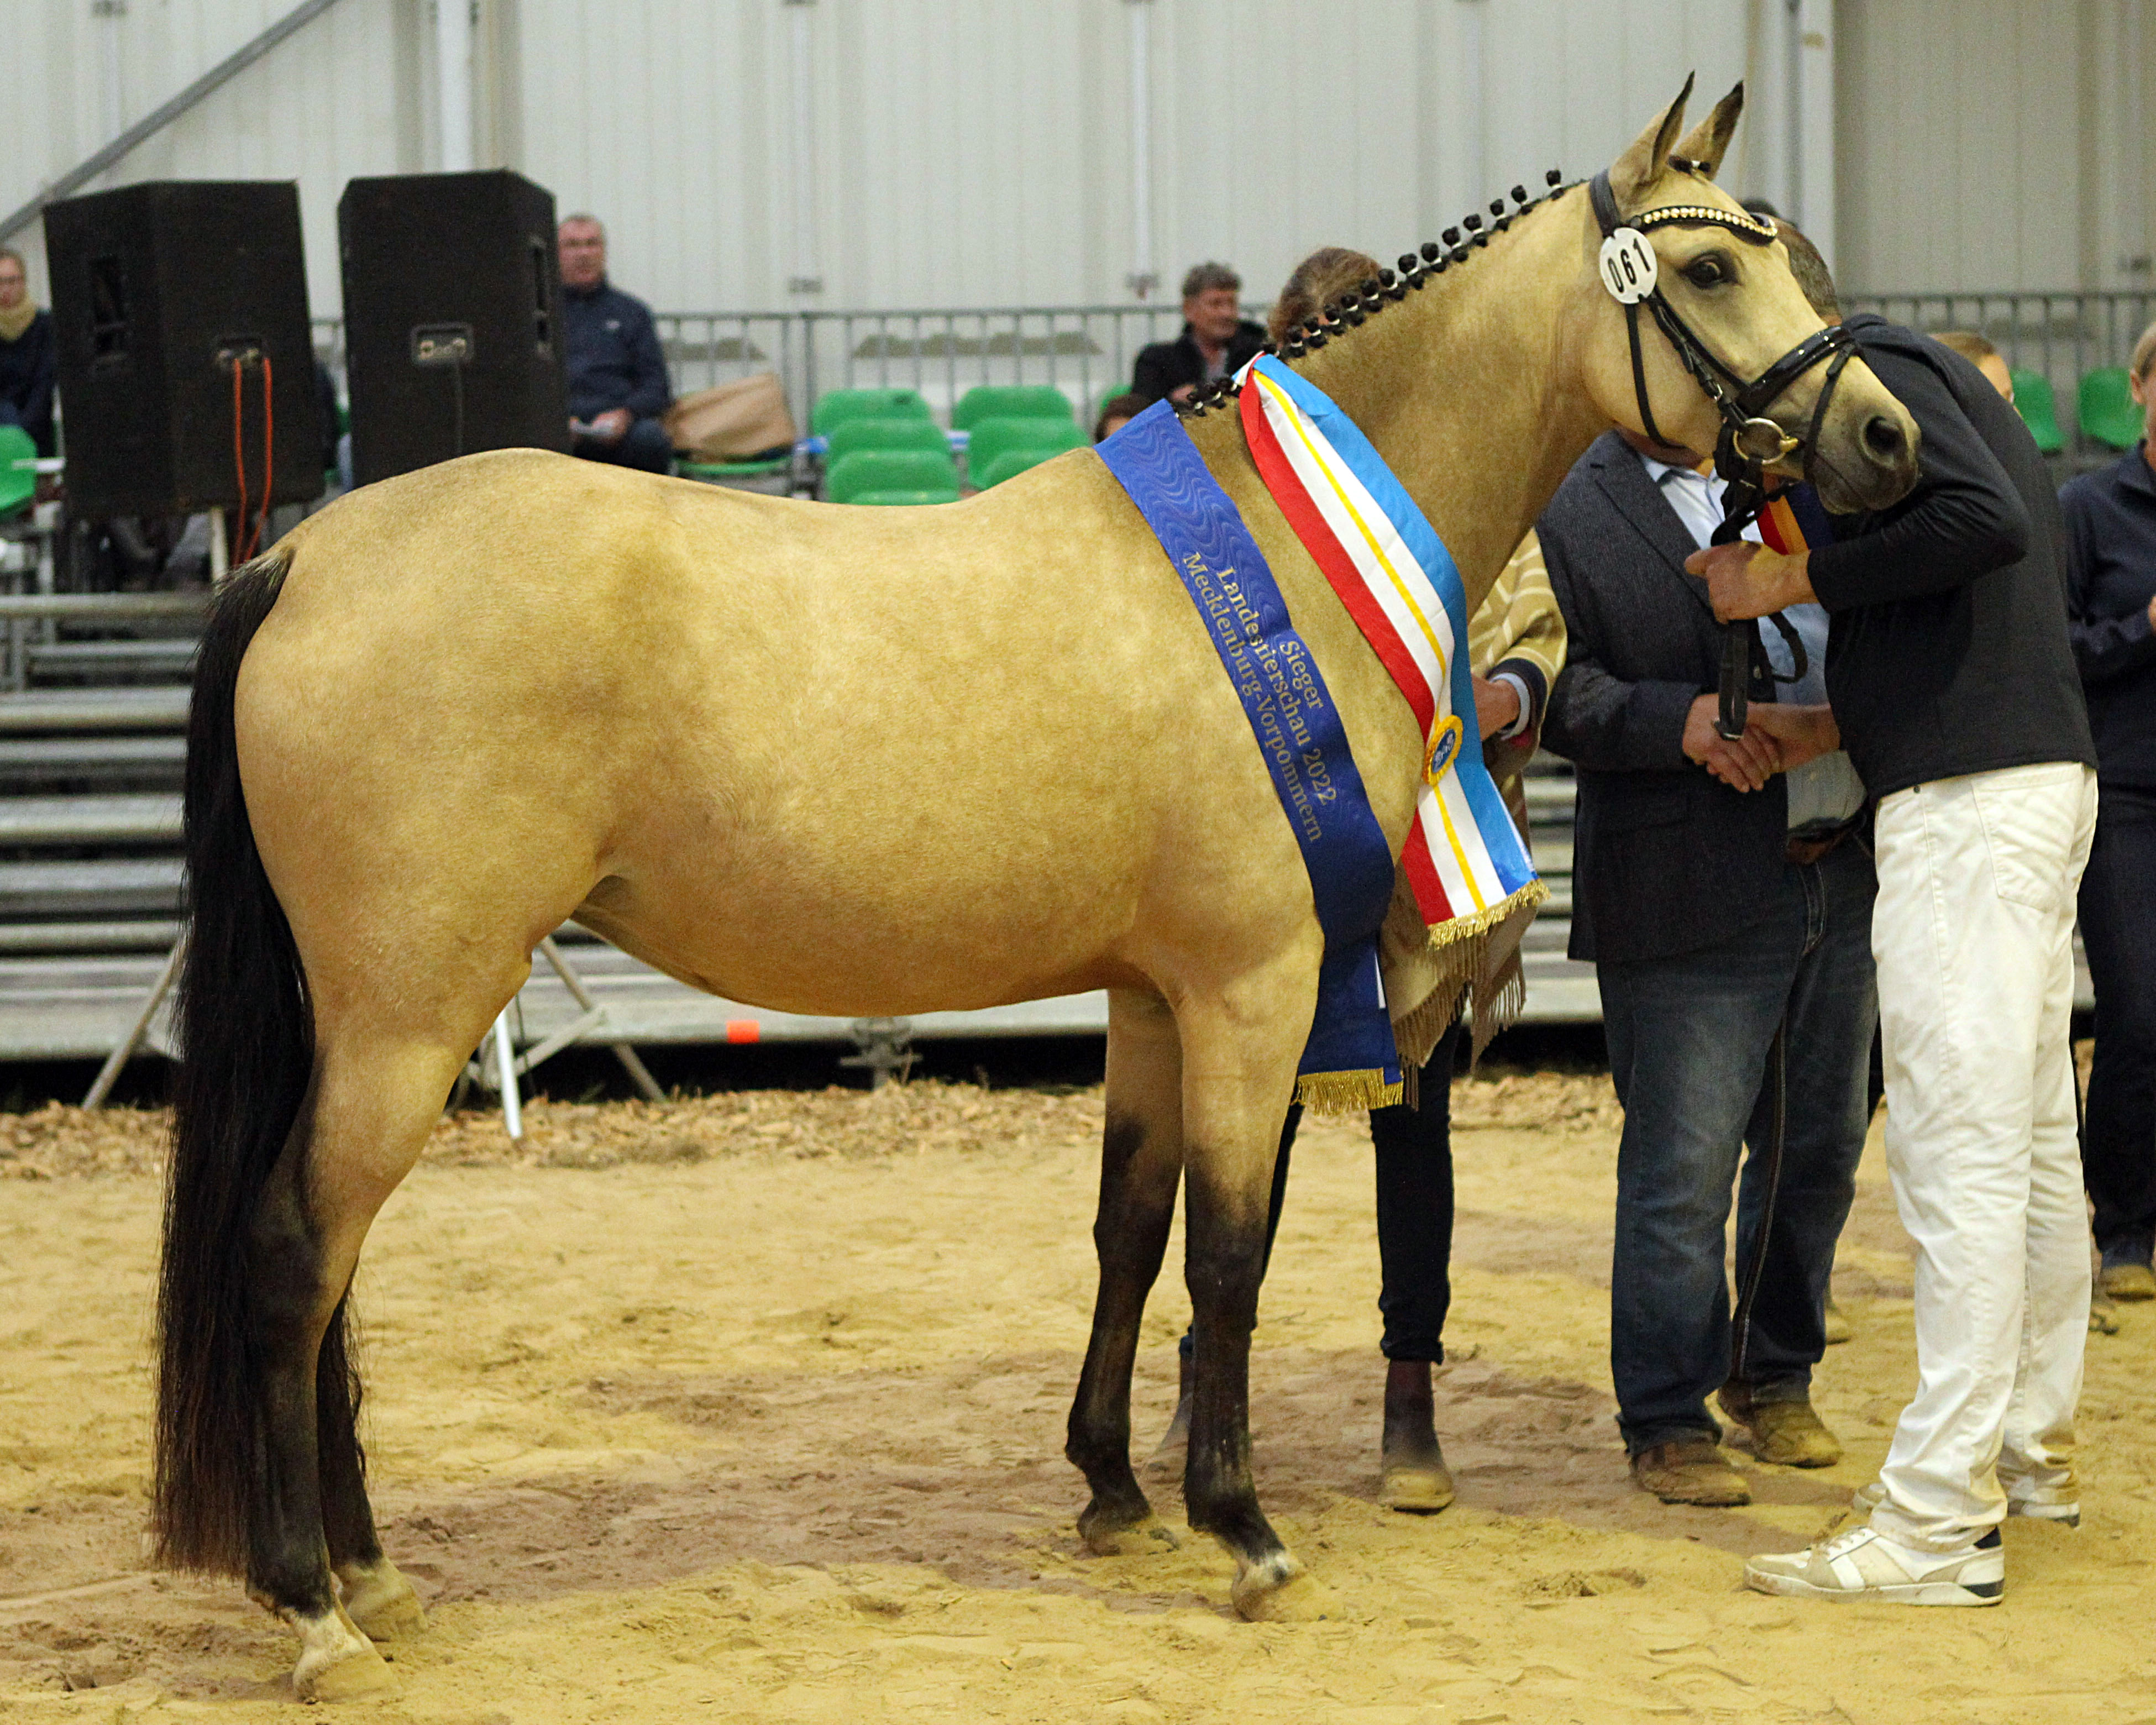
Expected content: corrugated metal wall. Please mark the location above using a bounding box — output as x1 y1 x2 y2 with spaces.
3 0 2150 315
1833 0 2156 295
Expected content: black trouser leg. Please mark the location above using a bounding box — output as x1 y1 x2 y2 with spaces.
2080 785 2156 1265
1369 1020 1462 1362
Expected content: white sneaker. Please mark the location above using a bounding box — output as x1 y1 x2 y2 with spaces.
1744 1524 2003 1606
1851 1477 2080 1530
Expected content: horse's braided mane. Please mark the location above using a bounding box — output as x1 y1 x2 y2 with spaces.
1177 167 1582 420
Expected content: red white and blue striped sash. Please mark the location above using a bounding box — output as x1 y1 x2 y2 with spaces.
1237 355 1542 946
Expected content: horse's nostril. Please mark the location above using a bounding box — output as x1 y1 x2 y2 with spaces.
1863 415 1908 463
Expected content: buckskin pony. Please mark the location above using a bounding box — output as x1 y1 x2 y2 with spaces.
154 81 1918 1698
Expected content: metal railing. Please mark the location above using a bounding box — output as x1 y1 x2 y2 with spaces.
315 303 1209 432
1845 289 2156 466
311 290 2156 453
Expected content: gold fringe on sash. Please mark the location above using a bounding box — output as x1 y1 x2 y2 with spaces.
1294 1068 1406 1114
1421 877 1549 955
1384 877 1549 1105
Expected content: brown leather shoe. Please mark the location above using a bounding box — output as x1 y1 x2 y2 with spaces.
2100 1260 2156 1302
1631 1439 1750 1506
1717 1383 1844 1468
1378 1360 1456 1513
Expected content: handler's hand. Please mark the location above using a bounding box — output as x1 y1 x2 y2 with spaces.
1682 692 1783 791
1686 540 1816 622
1746 701 1840 771
1472 674 1520 738
587 407 633 444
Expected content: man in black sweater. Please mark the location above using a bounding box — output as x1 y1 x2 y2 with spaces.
558 214 673 474
1700 320 2098 1607
1129 263 1267 409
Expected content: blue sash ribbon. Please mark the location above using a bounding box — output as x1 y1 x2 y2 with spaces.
1098 400 1402 1107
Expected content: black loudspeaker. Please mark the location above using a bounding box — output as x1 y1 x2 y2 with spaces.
44 181 324 520
338 170 568 485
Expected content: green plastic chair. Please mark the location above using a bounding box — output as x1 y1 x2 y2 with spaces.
966 416 1084 484
676 454 792 489
2079 367 2143 450
825 417 952 462
811 388 933 438
849 488 961 506
2007 369 2065 454
826 447 959 503
971 447 1073 489
0 425 36 517
951 385 1074 432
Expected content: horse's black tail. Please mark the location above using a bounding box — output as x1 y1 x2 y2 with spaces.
153 543 357 1576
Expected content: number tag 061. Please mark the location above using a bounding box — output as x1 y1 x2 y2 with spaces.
1598 229 1658 304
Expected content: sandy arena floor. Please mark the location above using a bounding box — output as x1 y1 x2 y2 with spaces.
2 1073 2153 1724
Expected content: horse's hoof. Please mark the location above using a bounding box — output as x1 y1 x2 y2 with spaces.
339 1558 428 1640
1230 1556 1335 1622
292 1611 397 1702
1079 1504 1183 1558
1379 1460 1456 1514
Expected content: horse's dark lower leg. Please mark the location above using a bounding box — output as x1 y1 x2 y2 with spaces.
317 1297 428 1640
1181 1161 1296 1605
315 1293 376 1569
243 1160 340 1623
1170 962 1326 1617
1067 992 1184 1554
1068 1114 1183 1551
244 1120 442 1697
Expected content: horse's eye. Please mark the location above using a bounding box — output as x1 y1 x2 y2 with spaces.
1683 257 1728 289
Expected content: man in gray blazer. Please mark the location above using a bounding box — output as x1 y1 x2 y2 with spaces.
1540 428 1875 1507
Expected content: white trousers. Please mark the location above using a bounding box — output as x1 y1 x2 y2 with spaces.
1869 762 2098 1551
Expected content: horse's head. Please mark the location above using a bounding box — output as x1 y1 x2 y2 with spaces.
1578 79 1919 515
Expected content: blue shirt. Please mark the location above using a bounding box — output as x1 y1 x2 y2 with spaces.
560 279 671 423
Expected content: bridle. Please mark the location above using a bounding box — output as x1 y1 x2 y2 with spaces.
1588 169 1856 736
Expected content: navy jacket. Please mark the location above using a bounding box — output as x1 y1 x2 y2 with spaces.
2060 445 2156 789
1806 316 2092 798
1130 321 1268 408
1539 433 1796 966
562 280 670 423
0 310 57 457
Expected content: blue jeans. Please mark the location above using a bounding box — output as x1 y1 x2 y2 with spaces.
1599 838 1877 1455
572 416 674 474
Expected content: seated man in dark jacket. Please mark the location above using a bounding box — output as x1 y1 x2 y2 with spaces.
1541 427 1874 1510
1129 263 1267 408
558 214 672 473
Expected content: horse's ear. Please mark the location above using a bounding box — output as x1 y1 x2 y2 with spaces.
1609 72 1696 208
1672 81 1744 180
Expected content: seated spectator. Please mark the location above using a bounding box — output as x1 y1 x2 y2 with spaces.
1093 392 1146 443
1130 263 1266 408
558 214 673 474
0 247 57 458
1933 329 2016 401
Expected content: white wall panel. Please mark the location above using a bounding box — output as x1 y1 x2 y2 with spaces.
1 0 410 313
1834 0 2154 293
4 0 2147 318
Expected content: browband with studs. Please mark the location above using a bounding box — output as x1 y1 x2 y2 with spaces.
1633 203 1779 244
